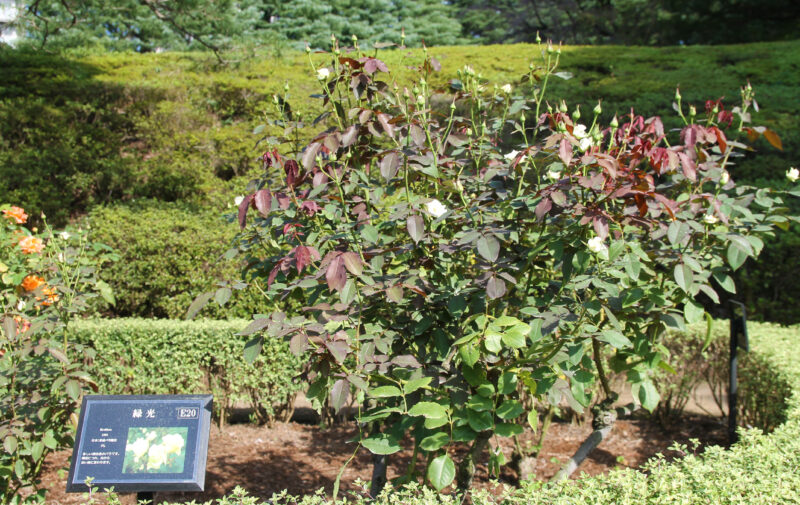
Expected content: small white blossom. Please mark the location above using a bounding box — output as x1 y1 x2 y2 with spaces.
572 124 588 139
587 237 608 259
234 195 245 206
547 168 561 181
720 170 730 185
17 299 26 311
455 180 464 192
316 67 331 80
787 167 799 182
501 84 512 94
425 199 448 218
578 137 593 152
703 214 718 225
504 150 520 160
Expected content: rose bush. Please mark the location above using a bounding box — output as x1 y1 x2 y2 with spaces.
193 37 797 494
0 206 117 503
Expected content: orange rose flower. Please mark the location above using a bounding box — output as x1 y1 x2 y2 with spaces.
38 286 59 306
21 275 46 292
18 236 44 254
12 315 31 333
2 206 28 224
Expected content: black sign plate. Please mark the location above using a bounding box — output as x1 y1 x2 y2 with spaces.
66 395 212 493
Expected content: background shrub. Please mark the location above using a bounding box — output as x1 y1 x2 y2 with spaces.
72 318 305 425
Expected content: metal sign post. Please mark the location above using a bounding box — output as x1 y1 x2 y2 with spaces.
729 301 749 445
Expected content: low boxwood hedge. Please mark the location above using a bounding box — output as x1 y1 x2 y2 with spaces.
72 318 305 426
130 321 799 504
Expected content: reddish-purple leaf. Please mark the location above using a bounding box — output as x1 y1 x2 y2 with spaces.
558 137 572 166
294 245 312 273
326 340 350 364
289 332 309 355
363 57 389 75
410 125 426 147
301 142 322 170
763 128 783 151
678 152 697 181
535 197 552 220
326 255 347 292
341 252 363 276
254 189 272 217
380 151 400 180
300 200 321 216
341 125 358 147
486 276 506 299
330 378 349 412
593 215 609 240
377 113 395 138
275 192 291 210
407 214 424 243
284 159 300 188
238 193 254 229
392 355 421 368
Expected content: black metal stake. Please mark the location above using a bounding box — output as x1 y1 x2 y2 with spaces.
136 491 155 504
729 300 749 446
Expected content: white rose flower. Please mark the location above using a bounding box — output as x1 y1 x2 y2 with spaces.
703 213 718 225
579 137 593 152
501 84 512 94
16 299 26 311
547 168 561 181
234 195 245 206
162 433 185 455
59 231 71 240
147 443 168 469
316 67 331 80
572 124 588 139
720 170 730 185
587 236 609 259
127 437 149 459
425 199 448 218
504 150 520 160
787 167 799 182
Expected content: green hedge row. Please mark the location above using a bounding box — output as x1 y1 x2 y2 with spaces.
72 318 305 425
139 321 800 504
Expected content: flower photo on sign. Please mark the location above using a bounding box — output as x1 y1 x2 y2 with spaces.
123 427 187 474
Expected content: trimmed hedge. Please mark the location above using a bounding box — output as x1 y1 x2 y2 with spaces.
137 321 800 504
72 318 305 425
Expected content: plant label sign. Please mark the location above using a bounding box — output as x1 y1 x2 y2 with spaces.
66 394 213 493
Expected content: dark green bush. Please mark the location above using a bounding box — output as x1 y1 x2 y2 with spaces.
87 200 268 319
72 318 305 425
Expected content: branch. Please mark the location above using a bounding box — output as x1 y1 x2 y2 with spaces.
550 402 637 482
137 0 224 63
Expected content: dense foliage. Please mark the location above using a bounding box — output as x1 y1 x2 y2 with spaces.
2 42 797 323
0 204 116 503
71 319 304 425
192 38 796 493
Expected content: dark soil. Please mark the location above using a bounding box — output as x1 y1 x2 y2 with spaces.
35 411 726 504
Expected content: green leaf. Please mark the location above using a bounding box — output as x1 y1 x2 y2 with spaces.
674 263 693 292
424 416 450 429
452 425 478 442
361 224 379 244
497 372 518 395
4 436 17 454
502 325 528 348
527 410 539 433
467 409 493 432
214 287 232 307
243 336 263 364
477 235 500 262
684 300 705 324
466 395 493 412
484 331 502 353
65 379 81 401
409 402 448 419
43 431 57 450
369 386 402 398
97 280 116 306
495 423 524 437
624 255 641 281
407 215 425 243
403 377 432 394
459 342 479 367
31 442 44 461
185 291 214 320
713 271 737 293
361 433 402 455
727 241 749 271
340 278 357 304
420 432 450 451
496 400 524 420
427 454 455 491
638 380 660 412
597 330 632 349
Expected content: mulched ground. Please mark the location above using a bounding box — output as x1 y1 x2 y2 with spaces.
35 411 726 504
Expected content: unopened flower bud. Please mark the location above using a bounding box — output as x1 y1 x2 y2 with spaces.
520 111 526 123
345 151 353 159
689 105 697 117
675 87 681 101
610 115 619 128
720 170 730 185
450 101 456 110
305 45 311 54
329 153 338 162
273 94 279 104
284 82 290 93
536 32 542 44
547 43 554 54
466 128 473 136
416 95 425 105
712 104 719 115
572 105 581 121
593 101 602 116
352 34 358 42
412 86 420 95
